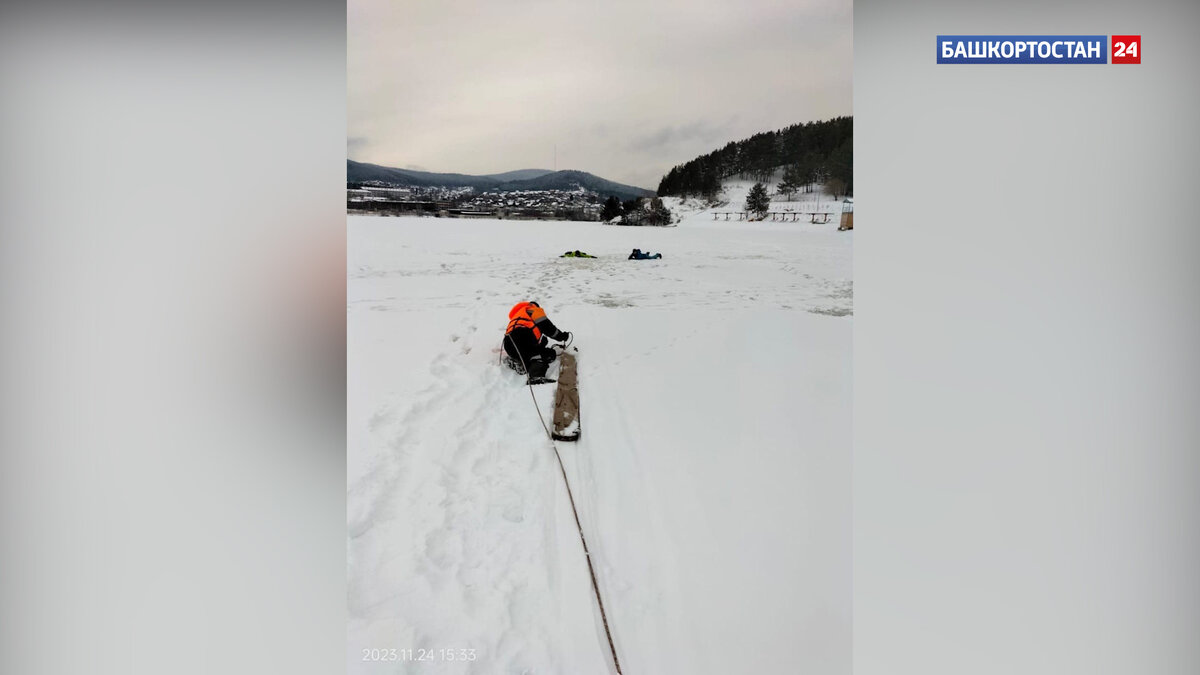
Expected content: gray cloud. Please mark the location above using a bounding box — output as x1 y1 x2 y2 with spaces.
630 118 738 153
347 136 368 158
348 0 851 189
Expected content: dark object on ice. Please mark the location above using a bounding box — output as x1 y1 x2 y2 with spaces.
527 376 557 385
503 301 572 381
628 248 662 260
561 250 597 258
551 350 580 441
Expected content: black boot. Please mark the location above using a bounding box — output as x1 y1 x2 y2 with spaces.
502 354 526 374
525 356 555 384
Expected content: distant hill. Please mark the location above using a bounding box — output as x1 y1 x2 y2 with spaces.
346 161 496 189
347 160 654 201
499 170 654 201
482 169 556 182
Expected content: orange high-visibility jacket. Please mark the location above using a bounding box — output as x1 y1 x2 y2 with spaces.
506 302 565 342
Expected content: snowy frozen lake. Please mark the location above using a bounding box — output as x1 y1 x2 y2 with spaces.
348 209 852 674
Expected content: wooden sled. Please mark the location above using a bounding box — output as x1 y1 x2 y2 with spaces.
551 350 581 441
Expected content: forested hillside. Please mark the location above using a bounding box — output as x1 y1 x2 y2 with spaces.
657 116 852 198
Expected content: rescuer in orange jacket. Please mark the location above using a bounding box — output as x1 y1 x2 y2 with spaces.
503 301 571 380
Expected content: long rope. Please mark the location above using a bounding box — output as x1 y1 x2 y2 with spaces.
503 334 624 675
550 437 622 675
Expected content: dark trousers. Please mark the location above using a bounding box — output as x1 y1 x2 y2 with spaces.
503 328 556 377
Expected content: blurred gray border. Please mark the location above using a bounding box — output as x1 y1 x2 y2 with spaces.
1 2 347 675
855 1 1200 673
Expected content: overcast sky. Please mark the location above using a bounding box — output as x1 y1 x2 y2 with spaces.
348 0 851 190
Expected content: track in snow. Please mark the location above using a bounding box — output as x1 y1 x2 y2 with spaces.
348 213 852 674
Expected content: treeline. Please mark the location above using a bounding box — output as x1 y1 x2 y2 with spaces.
599 195 672 226
657 116 853 198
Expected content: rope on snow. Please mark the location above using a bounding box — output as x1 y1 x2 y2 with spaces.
503 334 623 675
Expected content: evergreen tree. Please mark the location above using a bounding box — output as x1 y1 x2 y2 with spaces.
777 164 803 200
745 183 770 216
826 138 853 195
700 167 721 201
647 197 672 226
795 151 821 192
825 177 847 199
600 195 622 221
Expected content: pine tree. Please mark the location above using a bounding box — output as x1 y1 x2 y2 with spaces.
797 151 821 192
647 197 672 226
826 138 853 196
745 182 770 216
777 164 802 200
601 195 622 221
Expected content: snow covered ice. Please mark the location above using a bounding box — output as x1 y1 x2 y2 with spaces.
347 197 852 673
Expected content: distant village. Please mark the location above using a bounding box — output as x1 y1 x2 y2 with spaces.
347 181 603 221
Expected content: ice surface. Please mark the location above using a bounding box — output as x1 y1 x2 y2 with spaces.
348 201 852 674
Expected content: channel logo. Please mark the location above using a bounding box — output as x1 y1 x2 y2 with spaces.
937 35 1141 64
